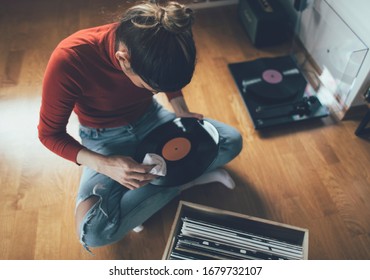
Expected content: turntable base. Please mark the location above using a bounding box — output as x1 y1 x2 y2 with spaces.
228 55 329 129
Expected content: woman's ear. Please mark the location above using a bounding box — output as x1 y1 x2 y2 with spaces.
115 50 132 72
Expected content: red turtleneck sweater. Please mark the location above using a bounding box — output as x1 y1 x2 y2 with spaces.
38 23 182 163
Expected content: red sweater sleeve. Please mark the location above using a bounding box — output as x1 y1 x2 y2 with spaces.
38 48 85 163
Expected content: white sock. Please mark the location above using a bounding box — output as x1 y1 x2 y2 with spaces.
132 225 144 233
179 168 235 191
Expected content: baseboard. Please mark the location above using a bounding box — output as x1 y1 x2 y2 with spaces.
187 0 238 10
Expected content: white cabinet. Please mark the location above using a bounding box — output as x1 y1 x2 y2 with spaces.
298 0 369 110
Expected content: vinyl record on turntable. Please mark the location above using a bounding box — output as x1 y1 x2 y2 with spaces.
245 59 306 102
134 118 219 186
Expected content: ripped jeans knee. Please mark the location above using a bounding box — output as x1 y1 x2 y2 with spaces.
77 185 122 252
77 182 181 253
78 199 101 252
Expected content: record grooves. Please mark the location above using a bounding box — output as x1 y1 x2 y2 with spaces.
134 118 219 187
228 55 329 129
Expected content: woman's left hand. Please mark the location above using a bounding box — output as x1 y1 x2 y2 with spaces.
169 96 204 120
176 111 204 120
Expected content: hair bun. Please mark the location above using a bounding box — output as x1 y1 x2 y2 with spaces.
124 1 194 34
155 7 165 23
156 2 194 34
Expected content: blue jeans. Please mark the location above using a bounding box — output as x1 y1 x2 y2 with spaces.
77 100 242 250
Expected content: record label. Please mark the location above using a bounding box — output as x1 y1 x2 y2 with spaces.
162 137 191 161
262 69 283 84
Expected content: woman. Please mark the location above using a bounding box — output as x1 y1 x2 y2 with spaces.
38 1 242 251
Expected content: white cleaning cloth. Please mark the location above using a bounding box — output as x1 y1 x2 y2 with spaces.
143 153 167 176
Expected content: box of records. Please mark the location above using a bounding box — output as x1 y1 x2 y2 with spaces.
162 201 309 260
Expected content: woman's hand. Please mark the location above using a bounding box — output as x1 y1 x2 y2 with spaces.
98 155 158 190
175 111 204 120
77 149 157 190
169 96 204 120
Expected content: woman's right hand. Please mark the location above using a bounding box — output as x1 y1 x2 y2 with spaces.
77 149 157 190
98 155 158 190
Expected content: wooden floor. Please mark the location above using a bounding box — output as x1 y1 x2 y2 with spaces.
0 0 369 260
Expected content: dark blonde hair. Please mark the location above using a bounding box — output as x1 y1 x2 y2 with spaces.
115 1 196 92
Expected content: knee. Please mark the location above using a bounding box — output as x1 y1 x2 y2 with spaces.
233 130 243 154
76 195 121 248
77 209 110 248
223 128 243 159
75 195 100 236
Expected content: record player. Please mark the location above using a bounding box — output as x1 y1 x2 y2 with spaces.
228 55 329 129
229 0 332 130
229 0 370 130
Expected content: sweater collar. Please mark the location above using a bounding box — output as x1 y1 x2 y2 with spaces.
104 23 122 71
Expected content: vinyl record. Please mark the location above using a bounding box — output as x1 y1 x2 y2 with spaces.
134 118 219 186
248 69 303 102
240 57 306 103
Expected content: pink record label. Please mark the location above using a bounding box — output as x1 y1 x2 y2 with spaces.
262 69 283 84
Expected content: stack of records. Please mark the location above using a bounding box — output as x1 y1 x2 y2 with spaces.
169 217 304 260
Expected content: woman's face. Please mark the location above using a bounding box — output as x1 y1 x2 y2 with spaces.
115 44 159 94
123 68 159 94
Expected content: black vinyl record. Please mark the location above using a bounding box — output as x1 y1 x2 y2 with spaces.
134 118 219 186
238 56 307 103
249 68 303 101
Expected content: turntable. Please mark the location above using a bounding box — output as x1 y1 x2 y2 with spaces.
228 55 329 129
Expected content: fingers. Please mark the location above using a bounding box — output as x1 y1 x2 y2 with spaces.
124 178 154 190
176 112 204 120
192 113 204 120
130 162 156 174
120 173 157 190
120 159 158 189
100 155 160 190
